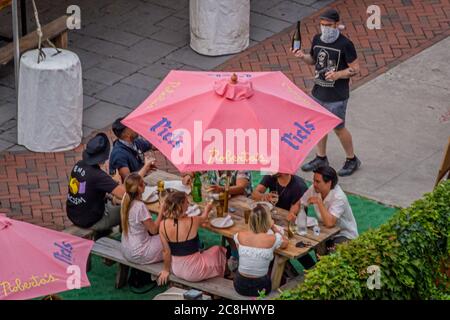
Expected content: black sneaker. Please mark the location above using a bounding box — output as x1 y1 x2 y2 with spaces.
301 156 329 172
338 156 361 177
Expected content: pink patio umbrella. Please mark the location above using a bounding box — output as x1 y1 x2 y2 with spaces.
0 214 93 300
122 71 341 174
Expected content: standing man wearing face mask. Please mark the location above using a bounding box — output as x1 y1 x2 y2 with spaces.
292 9 362 177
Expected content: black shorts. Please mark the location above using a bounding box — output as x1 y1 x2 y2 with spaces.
233 272 271 297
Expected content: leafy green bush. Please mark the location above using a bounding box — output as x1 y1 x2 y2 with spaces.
278 180 450 300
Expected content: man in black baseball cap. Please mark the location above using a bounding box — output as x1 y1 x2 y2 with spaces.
292 8 362 177
320 8 340 23
109 117 193 186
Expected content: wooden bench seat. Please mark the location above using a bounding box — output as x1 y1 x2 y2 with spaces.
91 237 252 300
62 225 96 239
0 15 68 65
264 274 304 300
63 225 95 272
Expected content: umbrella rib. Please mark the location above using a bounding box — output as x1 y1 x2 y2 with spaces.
256 90 337 118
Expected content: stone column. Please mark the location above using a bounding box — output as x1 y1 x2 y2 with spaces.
190 0 250 56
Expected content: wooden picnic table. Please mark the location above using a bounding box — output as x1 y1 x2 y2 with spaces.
144 169 340 290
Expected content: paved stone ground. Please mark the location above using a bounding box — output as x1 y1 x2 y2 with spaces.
0 0 449 229
327 36 450 207
0 0 334 150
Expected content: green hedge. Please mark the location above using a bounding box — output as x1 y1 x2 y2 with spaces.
278 180 450 300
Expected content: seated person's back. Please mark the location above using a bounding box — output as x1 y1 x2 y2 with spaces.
121 173 164 264
158 192 227 284
233 204 288 296
235 231 282 277
66 133 124 230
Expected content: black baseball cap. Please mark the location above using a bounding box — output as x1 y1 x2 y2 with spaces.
112 117 127 138
320 9 340 22
82 133 110 165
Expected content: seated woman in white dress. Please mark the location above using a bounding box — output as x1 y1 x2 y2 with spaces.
233 204 288 296
120 173 164 264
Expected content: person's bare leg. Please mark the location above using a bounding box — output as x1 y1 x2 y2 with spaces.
316 134 328 157
334 127 355 158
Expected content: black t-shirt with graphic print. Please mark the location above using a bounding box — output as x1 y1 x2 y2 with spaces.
310 33 357 102
66 160 118 228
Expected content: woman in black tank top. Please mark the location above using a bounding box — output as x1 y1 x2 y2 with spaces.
157 191 227 284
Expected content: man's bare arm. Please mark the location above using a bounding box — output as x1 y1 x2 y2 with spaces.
338 59 360 79
292 49 315 65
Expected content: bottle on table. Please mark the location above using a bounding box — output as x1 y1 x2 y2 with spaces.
296 207 308 235
192 172 203 203
291 20 302 51
157 180 165 204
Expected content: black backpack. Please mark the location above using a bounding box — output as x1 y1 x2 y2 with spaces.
128 268 156 294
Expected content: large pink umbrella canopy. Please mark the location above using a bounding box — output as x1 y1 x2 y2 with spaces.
123 71 341 174
0 215 93 300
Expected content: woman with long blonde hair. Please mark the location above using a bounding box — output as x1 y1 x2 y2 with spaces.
232 204 288 296
121 173 164 264
157 191 227 285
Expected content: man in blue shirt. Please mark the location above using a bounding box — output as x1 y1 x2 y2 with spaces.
109 117 154 182
110 117 193 186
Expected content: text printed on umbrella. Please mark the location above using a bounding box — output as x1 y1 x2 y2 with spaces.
150 118 280 172
281 121 316 150
53 241 73 265
0 274 59 298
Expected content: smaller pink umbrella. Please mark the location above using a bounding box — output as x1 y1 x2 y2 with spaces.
0 214 93 300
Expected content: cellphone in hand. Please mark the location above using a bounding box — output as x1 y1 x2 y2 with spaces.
295 241 312 248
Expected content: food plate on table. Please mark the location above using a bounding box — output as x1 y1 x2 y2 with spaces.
186 205 201 217
142 186 159 203
210 217 234 229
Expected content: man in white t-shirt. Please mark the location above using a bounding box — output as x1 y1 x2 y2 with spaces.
289 165 358 247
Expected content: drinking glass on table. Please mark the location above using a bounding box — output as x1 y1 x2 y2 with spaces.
269 191 279 214
145 154 157 174
201 173 214 202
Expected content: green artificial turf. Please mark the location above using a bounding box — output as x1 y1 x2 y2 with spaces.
57 173 397 300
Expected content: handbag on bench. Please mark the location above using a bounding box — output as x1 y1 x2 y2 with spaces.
128 268 156 294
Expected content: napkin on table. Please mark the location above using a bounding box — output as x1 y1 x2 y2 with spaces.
218 215 233 227
186 204 201 216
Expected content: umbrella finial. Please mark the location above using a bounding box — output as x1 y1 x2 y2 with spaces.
230 73 238 84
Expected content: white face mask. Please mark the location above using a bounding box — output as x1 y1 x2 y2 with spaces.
320 25 340 43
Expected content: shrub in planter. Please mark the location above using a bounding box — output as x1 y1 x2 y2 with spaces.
278 180 449 300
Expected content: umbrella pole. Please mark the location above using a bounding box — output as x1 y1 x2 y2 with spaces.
223 171 231 214
12 0 20 111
